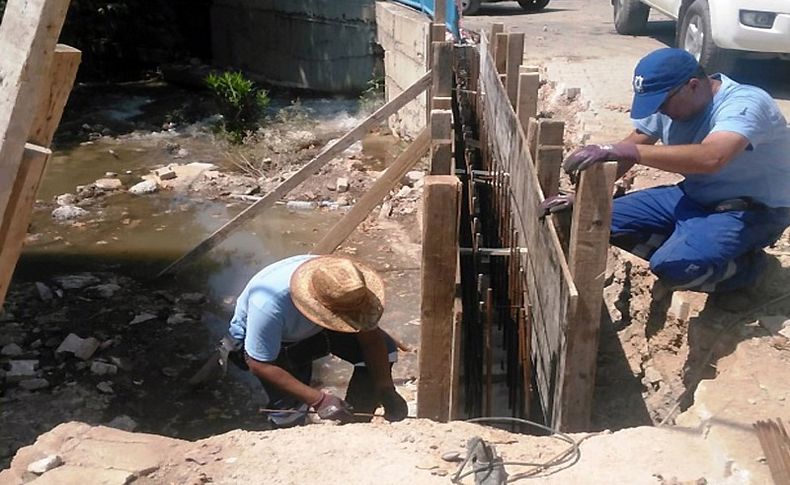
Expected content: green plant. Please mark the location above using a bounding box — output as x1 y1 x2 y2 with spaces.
359 76 385 113
205 71 270 142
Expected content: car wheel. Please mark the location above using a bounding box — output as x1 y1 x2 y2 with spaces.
677 0 737 73
460 0 481 15
613 0 650 35
517 0 550 13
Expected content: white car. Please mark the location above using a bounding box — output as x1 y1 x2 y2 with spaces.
612 0 790 72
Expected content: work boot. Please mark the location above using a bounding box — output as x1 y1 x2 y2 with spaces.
710 252 780 313
650 278 673 303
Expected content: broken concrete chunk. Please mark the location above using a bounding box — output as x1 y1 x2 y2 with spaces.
178 292 206 304
35 282 54 301
643 366 662 385
129 312 158 325
167 313 194 325
757 315 790 334
19 378 50 391
27 454 63 475
96 381 114 394
668 294 691 322
53 274 100 290
51 205 88 221
403 170 425 186
55 193 77 206
94 178 123 190
106 415 138 432
56 333 100 360
1 343 23 357
154 166 177 181
129 179 158 195
6 360 39 383
336 177 349 193
87 283 121 299
90 361 118 376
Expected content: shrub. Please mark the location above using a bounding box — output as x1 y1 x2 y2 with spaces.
205 71 269 142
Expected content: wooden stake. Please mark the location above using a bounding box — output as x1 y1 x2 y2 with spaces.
494 33 508 75
516 72 540 136
434 0 447 23
417 175 461 422
505 33 524 108
313 129 430 255
488 23 504 56
0 45 81 305
558 161 617 431
430 109 453 175
535 120 565 198
158 71 432 277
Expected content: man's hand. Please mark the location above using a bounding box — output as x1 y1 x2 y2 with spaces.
563 143 640 174
538 193 575 219
311 392 354 423
378 387 408 422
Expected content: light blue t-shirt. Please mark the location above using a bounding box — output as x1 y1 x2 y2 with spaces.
633 74 790 208
228 255 322 362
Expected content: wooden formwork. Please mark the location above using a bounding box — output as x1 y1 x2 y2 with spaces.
417 24 617 431
0 0 80 307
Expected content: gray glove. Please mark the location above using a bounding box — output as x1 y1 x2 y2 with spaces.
312 392 354 423
538 193 575 219
563 143 639 174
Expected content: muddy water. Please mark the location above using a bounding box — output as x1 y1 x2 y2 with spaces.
11 88 420 441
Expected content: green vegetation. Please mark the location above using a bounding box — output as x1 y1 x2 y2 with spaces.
359 76 385 113
205 71 270 142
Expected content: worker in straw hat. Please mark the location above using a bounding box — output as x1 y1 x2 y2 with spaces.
222 254 407 427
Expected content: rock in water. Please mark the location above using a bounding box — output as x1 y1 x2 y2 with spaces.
129 179 158 195
51 205 87 221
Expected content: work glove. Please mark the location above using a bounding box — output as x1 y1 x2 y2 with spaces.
538 192 575 219
311 392 354 423
562 143 639 174
378 387 408 422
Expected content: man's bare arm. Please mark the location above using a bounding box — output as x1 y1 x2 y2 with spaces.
634 131 750 175
617 130 659 179
246 357 322 405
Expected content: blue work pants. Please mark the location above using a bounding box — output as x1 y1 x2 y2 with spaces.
610 185 790 292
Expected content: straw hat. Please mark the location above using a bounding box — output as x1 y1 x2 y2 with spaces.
290 256 385 333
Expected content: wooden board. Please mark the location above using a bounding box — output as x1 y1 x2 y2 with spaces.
158 71 432 276
479 31 578 425
0 45 81 305
0 0 71 263
312 128 430 255
516 73 540 136
505 33 524 108
558 161 617 431
417 175 461 422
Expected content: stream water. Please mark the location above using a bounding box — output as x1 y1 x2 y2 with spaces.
4 82 420 448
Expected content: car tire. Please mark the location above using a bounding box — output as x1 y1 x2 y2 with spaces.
517 0 550 13
613 0 650 35
460 0 481 15
677 0 737 74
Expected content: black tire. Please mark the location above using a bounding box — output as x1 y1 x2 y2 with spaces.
613 0 650 35
677 0 737 74
460 0 481 15
517 0 550 12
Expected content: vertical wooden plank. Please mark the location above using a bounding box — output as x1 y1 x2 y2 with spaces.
0 45 81 305
488 23 504 56
430 109 453 175
505 33 524 108
516 72 540 137
535 120 565 198
0 0 71 257
526 117 539 162
494 33 508 75
417 175 461 422
557 161 617 431
434 0 447 23
431 41 453 109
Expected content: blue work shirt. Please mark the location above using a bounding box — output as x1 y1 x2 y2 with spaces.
228 255 321 362
633 74 790 208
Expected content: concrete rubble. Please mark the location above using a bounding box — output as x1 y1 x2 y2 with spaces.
55 334 100 360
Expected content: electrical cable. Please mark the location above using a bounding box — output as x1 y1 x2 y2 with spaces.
452 417 592 483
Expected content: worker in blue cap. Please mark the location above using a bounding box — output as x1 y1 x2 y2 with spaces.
545 48 790 311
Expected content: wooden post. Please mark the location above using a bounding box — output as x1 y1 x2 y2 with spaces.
0 45 81 305
494 33 508 76
0 0 71 264
558 161 617 431
158 71 431 276
430 110 453 175
535 119 564 198
526 117 539 162
434 0 447 23
516 72 540 136
313 129 430 254
505 33 524 108
417 175 461 422
488 23 504 56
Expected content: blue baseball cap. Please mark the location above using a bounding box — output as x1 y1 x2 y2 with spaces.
630 48 699 119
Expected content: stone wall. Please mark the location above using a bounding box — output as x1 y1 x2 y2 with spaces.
211 0 380 94
375 2 430 139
